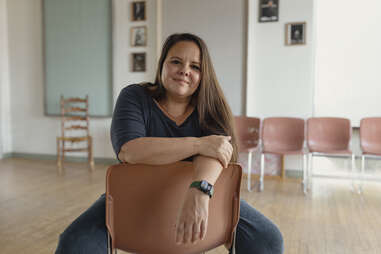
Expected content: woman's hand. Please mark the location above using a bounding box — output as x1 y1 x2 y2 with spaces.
198 135 233 168
175 188 209 245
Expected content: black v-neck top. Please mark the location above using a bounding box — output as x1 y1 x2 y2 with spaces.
110 84 204 161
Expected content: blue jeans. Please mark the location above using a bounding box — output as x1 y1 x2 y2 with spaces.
55 194 283 254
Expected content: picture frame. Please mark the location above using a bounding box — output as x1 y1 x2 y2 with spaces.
285 22 306 46
258 0 279 23
131 1 146 21
131 26 147 47
132 53 146 72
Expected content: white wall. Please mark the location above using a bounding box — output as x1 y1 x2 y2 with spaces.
247 0 314 118
247 0 314 171
314 0 381 127
6 0 157 159
0 0 12 158
162 0 246 115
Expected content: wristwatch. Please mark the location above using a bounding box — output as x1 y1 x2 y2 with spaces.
190 180 214 198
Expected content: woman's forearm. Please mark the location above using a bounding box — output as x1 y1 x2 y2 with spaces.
119 137 200 165
192 155 223 185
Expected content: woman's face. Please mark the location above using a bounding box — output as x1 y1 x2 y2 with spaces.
161 41 201 101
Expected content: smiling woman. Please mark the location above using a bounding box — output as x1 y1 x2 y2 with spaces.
54 33 284 254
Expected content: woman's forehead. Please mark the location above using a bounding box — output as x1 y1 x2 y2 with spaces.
167 41 201 62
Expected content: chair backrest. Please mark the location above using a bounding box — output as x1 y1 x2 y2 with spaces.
60 95 90 138
307 117 351 153
261 117 305 154
234 116 260 152
106 162 242 254
360 117 381 155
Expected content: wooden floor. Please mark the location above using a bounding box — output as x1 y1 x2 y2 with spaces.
1 158 381 254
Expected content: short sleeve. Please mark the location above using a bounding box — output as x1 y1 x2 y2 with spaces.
111 85 148 160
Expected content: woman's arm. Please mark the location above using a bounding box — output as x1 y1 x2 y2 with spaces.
175 154 232 244
119 135 232 166
118 137 198 165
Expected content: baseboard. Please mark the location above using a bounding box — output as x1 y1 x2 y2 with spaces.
5 152 118 165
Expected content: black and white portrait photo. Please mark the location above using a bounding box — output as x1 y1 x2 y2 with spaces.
258 0 279 22
132 53 146 72
131 26 147 47
131 1 146 21
285 22 306 46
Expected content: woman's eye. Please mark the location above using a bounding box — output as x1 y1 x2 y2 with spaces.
192 65 200 70
171 60 181 64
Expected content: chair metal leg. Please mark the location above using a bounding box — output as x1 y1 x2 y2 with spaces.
308 153 313 191
247 151 252 192
108 231 117 254
350 153 357 193
360 155 365 193
259 153 265 192
302 154 307 194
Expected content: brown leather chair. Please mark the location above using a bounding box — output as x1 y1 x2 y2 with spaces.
106 162 242 254
234 116 260 191
260 117 307 192
306 117 356 191
359 117 381 191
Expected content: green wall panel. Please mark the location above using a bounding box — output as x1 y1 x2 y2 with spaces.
44 0 112 117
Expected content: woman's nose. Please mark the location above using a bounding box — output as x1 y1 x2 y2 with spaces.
179 65 190 76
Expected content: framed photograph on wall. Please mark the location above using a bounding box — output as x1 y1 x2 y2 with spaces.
131 1 146 21
131 26 147 47
258 0 279 22
132 53 146 72
285 22 306 46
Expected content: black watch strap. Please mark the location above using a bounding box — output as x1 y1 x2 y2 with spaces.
190 180 214 198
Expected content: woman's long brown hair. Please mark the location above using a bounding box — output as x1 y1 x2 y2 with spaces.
144 33 238 162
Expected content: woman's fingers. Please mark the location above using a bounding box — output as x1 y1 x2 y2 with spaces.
176 222 185 244
191 222 201 244
200 219 207 240
183 222 192 244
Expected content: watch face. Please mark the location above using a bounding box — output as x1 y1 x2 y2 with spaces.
200 180 208 190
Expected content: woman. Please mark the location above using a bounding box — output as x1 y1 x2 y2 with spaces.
55 33 283 254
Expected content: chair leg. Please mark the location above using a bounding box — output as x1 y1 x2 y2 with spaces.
57 138 62 172
360 155 365 193
350 153 357 193
88 136 95 171
108 231 117 254
302 154 307 194
308 153 313 191
259 153 265 192
247 151 252 192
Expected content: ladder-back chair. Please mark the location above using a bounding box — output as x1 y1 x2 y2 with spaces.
57 95 94 171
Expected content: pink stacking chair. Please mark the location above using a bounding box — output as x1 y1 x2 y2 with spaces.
359 117 381 191
234 116 260 191
306 117 356 191
259 117 307 192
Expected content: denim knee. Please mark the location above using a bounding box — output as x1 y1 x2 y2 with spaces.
234 200 284 254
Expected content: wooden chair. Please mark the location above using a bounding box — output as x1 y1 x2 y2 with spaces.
259 117 307 193
56 95 94 171
234 116 260 191
106 162 242 254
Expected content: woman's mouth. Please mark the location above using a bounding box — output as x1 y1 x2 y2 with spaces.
173 78 189 85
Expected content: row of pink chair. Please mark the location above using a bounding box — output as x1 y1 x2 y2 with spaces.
235 116 381 193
